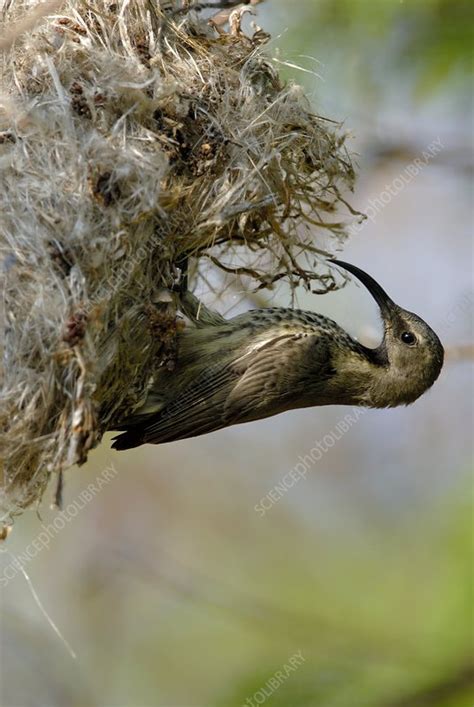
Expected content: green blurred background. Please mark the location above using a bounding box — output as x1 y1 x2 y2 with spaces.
1 1 473 705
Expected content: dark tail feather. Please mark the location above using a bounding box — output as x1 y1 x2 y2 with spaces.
111 430 144 451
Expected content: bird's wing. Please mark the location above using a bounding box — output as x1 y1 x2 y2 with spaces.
112 359 239 448
112 330 331 449
225 331 332 420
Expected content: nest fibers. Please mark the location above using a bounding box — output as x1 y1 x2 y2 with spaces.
0 0 359 527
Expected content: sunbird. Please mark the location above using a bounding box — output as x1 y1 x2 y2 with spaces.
112 260 444 450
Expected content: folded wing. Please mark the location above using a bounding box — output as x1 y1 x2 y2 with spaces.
112 330 331 449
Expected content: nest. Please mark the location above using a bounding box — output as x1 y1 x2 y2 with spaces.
0 0 358 528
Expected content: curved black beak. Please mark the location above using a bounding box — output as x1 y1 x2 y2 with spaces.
329 259 396 320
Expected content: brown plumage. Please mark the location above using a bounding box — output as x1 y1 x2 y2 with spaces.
111 261 444 450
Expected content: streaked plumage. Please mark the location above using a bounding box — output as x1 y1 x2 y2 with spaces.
111 261 444 450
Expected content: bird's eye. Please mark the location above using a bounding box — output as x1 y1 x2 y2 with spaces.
401 331 416 346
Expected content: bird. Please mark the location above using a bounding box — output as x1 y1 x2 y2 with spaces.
111 260 444 450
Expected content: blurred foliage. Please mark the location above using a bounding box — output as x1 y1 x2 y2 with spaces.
278 0 473 99
5 473 471 707
219 483 473 706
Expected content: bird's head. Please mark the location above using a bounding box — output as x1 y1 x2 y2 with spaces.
331 260 444 406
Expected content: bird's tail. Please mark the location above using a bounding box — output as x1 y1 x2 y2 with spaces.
111 429 144 450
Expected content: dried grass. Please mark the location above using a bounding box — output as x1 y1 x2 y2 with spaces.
0 0 359 528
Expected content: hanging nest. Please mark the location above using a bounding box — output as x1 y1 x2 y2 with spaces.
0 0 360 528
